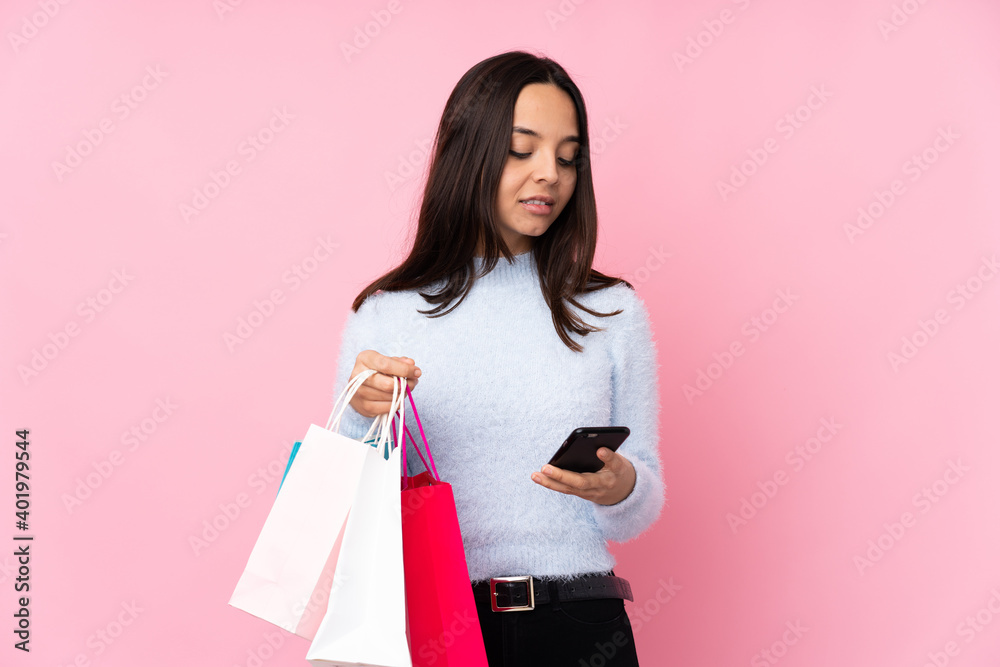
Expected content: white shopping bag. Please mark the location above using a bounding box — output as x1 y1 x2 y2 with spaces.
229 368 385 639
307 376 412 667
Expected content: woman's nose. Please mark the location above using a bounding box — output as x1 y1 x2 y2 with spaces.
532 152 559 182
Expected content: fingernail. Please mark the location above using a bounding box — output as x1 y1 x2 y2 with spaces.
414 369 421 377
542 466 553 475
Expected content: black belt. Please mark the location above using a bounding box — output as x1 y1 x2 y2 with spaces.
473 574 633 612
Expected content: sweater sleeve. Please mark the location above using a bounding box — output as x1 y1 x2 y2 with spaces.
591 287 665 543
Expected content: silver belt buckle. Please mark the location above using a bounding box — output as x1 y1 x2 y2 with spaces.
489 575 535 612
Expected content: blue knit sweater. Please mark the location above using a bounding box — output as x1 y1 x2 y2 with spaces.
331 250 664 582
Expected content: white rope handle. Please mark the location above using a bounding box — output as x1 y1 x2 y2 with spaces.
371 375 407 458
370 375 398 455
326 368 409 456
326 368 378 433
393 376 406 457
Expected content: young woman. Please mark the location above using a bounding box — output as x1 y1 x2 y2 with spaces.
331 50 663 666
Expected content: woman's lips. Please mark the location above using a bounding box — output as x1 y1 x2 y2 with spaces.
520 199 553 214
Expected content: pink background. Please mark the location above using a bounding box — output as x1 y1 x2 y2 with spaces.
3 1 1000 665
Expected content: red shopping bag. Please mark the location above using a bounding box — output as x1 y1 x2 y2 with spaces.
396 387 489 667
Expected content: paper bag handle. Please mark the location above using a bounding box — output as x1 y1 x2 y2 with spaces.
398 385 440 488
370 375 407 459
326 367 378 433
327 368 401 450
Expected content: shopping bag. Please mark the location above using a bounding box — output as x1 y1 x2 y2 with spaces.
307 375 413 667
398 385 489 667
230 368 385 639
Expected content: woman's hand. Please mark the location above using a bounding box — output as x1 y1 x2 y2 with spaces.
531 448 637 506
348 350 421 418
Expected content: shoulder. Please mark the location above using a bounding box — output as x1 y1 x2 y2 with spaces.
576 282 654 334
353 287 425 318
584 284 660 369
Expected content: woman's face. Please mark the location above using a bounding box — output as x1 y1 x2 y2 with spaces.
492 83 580 254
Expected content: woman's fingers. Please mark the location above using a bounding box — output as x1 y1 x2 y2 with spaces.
532 450 636 505
358 350 420 383
348 350 422 417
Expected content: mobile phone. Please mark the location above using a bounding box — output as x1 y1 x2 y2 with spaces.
547 427 630 474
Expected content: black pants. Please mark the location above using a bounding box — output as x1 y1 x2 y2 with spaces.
472 579 641 666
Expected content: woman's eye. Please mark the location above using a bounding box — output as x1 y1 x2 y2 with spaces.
509 150 578 166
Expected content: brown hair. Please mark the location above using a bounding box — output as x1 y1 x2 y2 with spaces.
351 50 632 352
